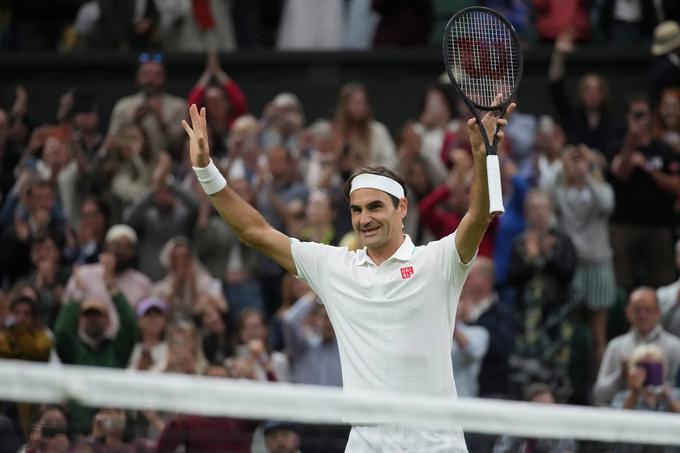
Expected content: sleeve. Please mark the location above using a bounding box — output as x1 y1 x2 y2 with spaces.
156 416 186 453
418 185 453 238
593 340 625 406
425 232 474 289
289 239 341 300
112 292 137 365
458 325 489 363
586 177 615 215
54 301 81 364
282 294 317 358
223 80 248 119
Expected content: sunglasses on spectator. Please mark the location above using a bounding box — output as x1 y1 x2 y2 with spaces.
138 53 163 64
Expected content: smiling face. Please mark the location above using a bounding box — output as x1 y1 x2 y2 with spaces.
349 188 407 253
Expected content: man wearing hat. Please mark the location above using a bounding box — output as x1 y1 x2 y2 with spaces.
650 20 680 106
263 421 301 453
63 224 151 336
54 281 137 434
184 87 512 449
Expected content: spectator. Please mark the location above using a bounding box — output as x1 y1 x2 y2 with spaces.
221 115 261 182
548 31 616 155
282 293 341 386
549 145 616 362
233 308 290 382
533 0 591 42
458 257 515 399
0 178 65 287
263 421 301 453
152 236 225 322
160 320 206 375
277 0 343 50
63 197 110 266
304 120 344 192
0 413 22 453
260 93 305 153
91 124 153 214
200 305 233 364
69 89 103 160
87 407 150 452
593 287 680 406
54 290 137 434
596 0 660 45
194 178 263 316
493 383 577 453
125 154 199 280
107 55 186 157
63 224 152 334
451 297 489 398
156 367 257 453
344 0 379 49
657 239 680 337
609 95 679 291
26 235 69 329
415 85 456 185
299 190 339 245
611 344 680 453
650 21 680 106
506 190 578 400
652 87 680 154
187 51 248 158
372 0 433 47
0 286 53 437
23 405 70 453
335 83 397 171
127 297 169 372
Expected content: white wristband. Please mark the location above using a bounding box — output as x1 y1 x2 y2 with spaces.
192 159 227 195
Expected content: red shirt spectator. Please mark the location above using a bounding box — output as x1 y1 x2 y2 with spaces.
156 414 258 453
533 0 591 42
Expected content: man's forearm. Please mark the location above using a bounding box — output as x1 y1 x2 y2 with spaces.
455 153 492 263
210 186 271 248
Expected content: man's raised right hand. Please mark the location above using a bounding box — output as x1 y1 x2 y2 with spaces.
181 104 211 168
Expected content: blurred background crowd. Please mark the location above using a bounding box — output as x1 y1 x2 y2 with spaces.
0 0 679 52
1 1 680 452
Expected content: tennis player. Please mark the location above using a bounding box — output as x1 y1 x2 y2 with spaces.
183 101 513 452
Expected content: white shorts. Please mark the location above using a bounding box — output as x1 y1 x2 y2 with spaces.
345 425 468 453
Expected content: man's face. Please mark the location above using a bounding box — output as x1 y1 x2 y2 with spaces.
12 301 34 327
267 148 294 182
205 86 229 117
107 237 136 272
81 310 109 339
74 111 98 133
350 188 406 251
626 290 661 335
627 101 651 135
31 238 59 266
137 62 165 95
31 185 55 213
525 194 552 231
265 429 300 453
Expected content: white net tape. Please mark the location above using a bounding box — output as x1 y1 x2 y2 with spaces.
447 10 520 107
2 360 680 446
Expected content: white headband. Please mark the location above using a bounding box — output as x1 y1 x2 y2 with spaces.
350 174 405 199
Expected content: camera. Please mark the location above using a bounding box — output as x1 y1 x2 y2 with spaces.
41 423 67 438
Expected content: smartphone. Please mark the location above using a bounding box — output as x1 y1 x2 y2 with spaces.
639 361 664 387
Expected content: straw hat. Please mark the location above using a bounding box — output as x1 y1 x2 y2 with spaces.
652 21 680 56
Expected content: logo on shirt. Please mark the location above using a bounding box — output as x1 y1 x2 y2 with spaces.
400 266 414 279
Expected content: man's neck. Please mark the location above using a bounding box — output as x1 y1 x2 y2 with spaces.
366 235 405 266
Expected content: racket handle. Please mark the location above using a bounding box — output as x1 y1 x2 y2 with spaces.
486 155 505 215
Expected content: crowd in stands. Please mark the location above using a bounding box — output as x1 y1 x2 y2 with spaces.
1 8 680 452
1 0 680 52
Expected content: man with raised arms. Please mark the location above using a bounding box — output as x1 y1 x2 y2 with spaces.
182 101 513 452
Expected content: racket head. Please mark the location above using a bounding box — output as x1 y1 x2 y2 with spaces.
442 7 523 112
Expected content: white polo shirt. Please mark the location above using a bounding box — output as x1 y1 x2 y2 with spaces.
291 232 473 452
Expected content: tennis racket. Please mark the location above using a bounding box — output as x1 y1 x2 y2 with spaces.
442 7 523 215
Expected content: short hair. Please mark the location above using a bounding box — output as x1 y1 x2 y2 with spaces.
627 93 650 111
343 166 408 208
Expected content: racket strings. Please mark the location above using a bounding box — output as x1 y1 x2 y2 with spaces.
446 10 520 109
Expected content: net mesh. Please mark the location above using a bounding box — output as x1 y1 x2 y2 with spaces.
445 9 521 109
2 361 680 453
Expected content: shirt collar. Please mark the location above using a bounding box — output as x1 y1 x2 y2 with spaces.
633 324 663 343
354 235 416 266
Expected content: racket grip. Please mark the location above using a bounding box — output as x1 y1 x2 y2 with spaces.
486 155 505 215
